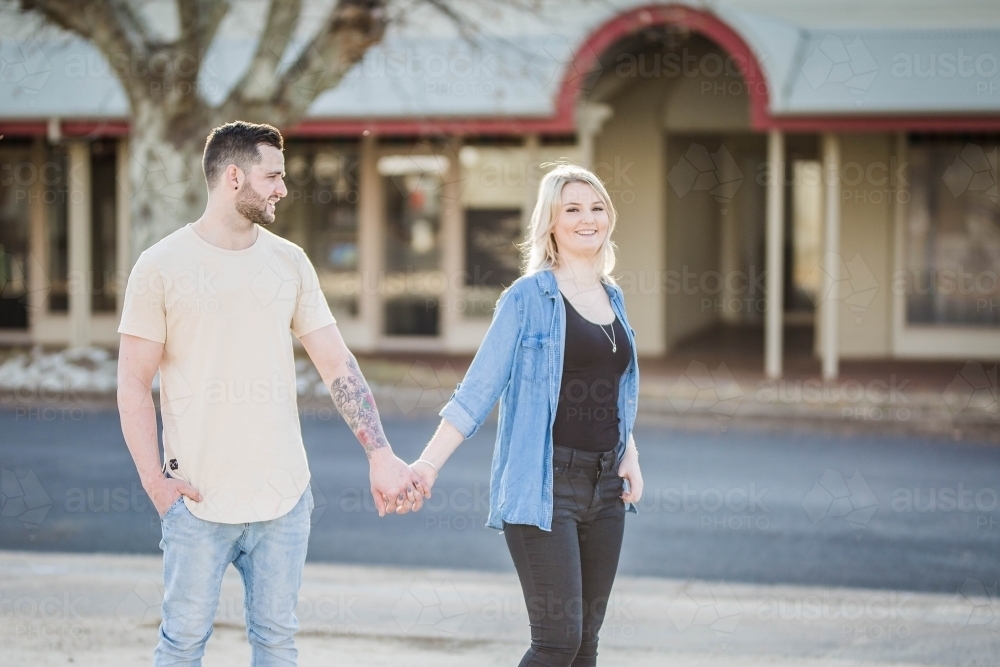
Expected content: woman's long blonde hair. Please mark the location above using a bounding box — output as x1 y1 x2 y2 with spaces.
520 162 618 284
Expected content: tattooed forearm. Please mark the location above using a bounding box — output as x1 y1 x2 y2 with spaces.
330 356 390 457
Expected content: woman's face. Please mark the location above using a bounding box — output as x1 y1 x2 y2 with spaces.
551 181 610 262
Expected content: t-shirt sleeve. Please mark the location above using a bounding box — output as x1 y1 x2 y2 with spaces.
118 251 167 344
291 250 336 338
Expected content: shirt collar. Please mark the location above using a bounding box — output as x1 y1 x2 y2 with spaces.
535 268 619 303
535 268 558 296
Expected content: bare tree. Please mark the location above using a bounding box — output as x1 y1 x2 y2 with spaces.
16 0 391 260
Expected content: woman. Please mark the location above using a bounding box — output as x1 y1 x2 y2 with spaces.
409 163 644 666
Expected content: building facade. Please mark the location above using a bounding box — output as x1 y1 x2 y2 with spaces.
1 1 998 376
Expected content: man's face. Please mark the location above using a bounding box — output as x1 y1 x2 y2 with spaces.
235 144 287 226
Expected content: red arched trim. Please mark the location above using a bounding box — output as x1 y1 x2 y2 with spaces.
555 4 772 130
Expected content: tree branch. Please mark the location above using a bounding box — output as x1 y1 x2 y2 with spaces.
177 0 229 59
262 0 387 127
20 0 153 105
172 0 229 115
420 0 480 42
226 0 301 104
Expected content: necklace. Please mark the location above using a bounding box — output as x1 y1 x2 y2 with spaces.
598 320 617 353
562 291 618 352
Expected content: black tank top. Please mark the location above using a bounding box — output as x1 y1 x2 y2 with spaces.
552 292 632 453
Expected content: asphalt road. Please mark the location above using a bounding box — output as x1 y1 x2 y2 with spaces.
1 408 998 594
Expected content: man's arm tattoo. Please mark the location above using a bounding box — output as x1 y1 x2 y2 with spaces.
330 356 389 457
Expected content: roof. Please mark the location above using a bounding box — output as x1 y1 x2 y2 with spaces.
0 1 998 125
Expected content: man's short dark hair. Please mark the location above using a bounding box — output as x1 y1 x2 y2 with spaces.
202 121 284 188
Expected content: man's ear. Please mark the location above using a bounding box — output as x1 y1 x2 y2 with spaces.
224 163 243 191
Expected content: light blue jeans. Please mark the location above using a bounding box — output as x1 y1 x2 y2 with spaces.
154 484 314 667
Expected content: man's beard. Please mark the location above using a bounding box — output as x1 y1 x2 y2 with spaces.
235 183 275 227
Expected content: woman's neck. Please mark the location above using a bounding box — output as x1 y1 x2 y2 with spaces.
552 253 602 289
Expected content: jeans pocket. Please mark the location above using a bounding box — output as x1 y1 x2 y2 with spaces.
305 484 315 514
159 496 184 521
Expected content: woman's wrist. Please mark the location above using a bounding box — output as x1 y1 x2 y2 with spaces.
413 458 439 477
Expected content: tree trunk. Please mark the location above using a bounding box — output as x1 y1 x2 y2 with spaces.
127 101 210 263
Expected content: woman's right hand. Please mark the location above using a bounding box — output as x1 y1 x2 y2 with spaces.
409 460 438 498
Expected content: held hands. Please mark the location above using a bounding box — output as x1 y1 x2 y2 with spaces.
409 458 439 497
369 448 432 517
618 444 644 504
147 476 202 517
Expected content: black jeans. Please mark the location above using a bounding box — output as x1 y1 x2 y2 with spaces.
503 445 626 667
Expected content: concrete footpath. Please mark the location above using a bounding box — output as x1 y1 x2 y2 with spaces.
1 551 996 666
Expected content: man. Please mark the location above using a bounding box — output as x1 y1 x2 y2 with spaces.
117 120 428 666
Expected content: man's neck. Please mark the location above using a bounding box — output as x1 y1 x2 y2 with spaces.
191 210 258 251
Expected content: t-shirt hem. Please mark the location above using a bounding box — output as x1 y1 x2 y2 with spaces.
292 315 337 339
181 479 311 524
117 326 166 344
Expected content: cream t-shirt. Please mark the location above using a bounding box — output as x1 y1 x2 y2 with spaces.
118 223 336 524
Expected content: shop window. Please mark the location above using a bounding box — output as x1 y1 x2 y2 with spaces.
380 153 445 336
465 208 522 287
790 159 822 313
0 139 32 328
906 136 1000 326
272 140 360 320
47 144 69 313
463 207 522 318
91 140 117 312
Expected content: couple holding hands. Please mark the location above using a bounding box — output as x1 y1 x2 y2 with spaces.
117 121 643 667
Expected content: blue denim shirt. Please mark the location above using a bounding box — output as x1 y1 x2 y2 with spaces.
440 268 639 531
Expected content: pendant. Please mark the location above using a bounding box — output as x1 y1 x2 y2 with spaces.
612 343 617 353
